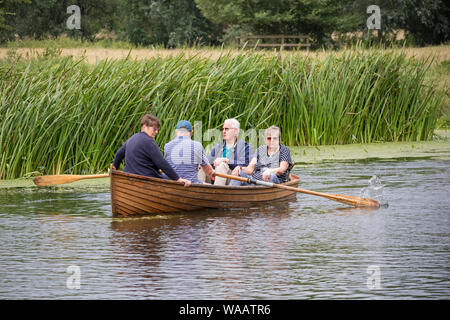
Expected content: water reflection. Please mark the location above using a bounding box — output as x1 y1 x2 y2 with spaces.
331 206 381 216
110 202 297 299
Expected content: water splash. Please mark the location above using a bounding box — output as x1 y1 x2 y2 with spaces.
359 175 388 207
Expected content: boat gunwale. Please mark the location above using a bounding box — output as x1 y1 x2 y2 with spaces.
111 168 300 190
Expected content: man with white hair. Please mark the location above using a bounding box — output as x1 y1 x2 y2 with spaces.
164 120 214 184
201 118 252 185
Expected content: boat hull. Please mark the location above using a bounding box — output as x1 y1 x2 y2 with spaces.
110 169 300 216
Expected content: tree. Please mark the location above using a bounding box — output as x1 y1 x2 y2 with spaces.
350 0 449 45
194 0 360 46
69 0 118 40
397 0 449 45
1 0 118 42
0 0 30 30
118 0 220 47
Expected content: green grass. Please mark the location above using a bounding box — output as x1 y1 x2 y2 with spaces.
433 59 450 128
0 46 445 179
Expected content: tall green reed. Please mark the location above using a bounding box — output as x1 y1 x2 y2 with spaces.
0 48 443 179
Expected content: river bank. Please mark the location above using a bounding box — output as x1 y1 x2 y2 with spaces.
1 130 448 190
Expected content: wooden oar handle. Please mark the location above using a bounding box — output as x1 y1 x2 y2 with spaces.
214 172 275 187
213 172 248 183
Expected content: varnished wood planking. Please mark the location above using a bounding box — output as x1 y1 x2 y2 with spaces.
110 168 300 216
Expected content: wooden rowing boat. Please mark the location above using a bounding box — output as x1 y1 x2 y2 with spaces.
110 168 300 216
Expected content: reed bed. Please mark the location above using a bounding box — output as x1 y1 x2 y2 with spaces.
0 48 443 179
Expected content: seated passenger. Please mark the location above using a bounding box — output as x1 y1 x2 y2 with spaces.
164 120 214 184
200 118 252 185
113 114 191 187
230 125 292 186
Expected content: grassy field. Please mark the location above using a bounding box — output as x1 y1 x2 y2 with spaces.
1 43 449 62
0 42 448 179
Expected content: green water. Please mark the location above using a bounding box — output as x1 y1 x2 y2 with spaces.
0 159 449 299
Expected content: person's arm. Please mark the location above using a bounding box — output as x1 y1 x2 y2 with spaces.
262 161 289 180
146 139 180 181
201 163 214 177
151 148 191 186
113 144 126 170
232 157 256 176
197 145 215 177
262 146 292 180
277 161 290 175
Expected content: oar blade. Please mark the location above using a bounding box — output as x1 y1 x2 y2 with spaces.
330 194 380 208
33 175 83 187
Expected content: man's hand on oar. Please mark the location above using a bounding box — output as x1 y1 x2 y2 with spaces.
214 172 380 208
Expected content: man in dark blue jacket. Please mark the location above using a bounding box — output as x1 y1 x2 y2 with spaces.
113 114 191 187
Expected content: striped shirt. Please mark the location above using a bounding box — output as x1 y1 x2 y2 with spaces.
252 144 293 182
164 136 209 183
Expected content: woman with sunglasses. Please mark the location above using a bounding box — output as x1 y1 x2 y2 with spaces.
230 125 292 185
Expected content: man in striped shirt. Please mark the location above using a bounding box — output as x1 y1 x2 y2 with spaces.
230 125 293 186
164 120 214 184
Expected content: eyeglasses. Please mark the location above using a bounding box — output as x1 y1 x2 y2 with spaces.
222 127 234 132
266 136 279 140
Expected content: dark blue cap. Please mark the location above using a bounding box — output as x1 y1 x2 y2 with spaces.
176 120 193 132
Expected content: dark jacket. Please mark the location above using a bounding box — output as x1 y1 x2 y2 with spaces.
113 132 179 180
207 139 253 170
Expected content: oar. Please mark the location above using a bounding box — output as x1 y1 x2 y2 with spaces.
214 172 380 208
33 173 109 187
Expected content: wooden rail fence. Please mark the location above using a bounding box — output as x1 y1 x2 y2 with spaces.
236 35 311 50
